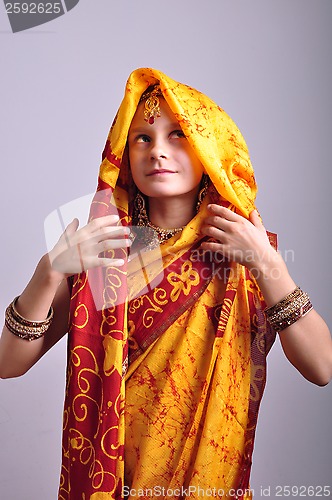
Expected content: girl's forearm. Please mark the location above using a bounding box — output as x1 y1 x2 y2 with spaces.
253 250 332 386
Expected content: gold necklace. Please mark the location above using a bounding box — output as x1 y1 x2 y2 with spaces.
145 220 185 244
133 192 186 248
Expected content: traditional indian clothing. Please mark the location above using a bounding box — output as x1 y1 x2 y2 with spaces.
59 68 276 499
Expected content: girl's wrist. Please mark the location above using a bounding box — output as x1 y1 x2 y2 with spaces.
248 250 297 307
40 253 67 286
245 246 281 279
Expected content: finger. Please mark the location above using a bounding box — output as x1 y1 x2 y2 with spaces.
249 209 263 228
89 226 131 243
87 257 126 268
200 241 228 255
88 215 120 232
95 238 132 253
99 257 125 267
201 225 227 242
61 218 79 247
207 204 239 222
203 215 233 231
64 218 79 233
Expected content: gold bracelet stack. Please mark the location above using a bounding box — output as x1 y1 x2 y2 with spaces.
5 296 54 341
264 286 313 332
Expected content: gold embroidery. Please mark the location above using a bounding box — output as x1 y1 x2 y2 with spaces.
167 260 200 302
129 288 168 329
72 304 89 329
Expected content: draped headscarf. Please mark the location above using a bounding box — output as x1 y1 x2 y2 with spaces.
59 68 276 500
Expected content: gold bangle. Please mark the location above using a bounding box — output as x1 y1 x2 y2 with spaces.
11 296 54 324
268 300 313 332
267 292 310 322
5 296 54 341
264 287 313 332
264 286 302 317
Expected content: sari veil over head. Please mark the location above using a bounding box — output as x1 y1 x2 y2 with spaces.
59 68 276 500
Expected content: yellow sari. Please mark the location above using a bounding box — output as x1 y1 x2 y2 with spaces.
59 68 276 500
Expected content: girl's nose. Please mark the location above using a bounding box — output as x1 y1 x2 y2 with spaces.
149 141 168 160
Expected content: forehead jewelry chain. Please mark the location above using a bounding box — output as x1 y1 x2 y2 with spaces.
140 85 162 124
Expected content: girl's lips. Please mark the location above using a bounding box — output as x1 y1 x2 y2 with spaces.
147 169 176 176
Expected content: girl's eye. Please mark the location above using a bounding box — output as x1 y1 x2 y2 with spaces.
136 135 150 143
171 130 185 139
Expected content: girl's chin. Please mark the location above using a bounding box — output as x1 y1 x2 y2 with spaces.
143 191 183 199
141 188 178 198
142 191 199 204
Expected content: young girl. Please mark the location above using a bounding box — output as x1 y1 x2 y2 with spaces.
1 68 331 500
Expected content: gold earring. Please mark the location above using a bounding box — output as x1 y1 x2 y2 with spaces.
196 174 210 212
133 191 149 226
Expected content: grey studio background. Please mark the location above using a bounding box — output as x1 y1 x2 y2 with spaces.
0 1 331 499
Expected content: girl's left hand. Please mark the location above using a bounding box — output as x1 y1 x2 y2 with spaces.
200 204 275 269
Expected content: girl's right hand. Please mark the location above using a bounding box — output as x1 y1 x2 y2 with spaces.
48 215 131 279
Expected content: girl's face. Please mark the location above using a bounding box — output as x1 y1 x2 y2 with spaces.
128 98 204 200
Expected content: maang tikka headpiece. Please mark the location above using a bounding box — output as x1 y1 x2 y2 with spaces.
139 84 163 125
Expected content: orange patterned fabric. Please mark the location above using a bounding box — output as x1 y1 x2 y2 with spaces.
59 68 276 499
